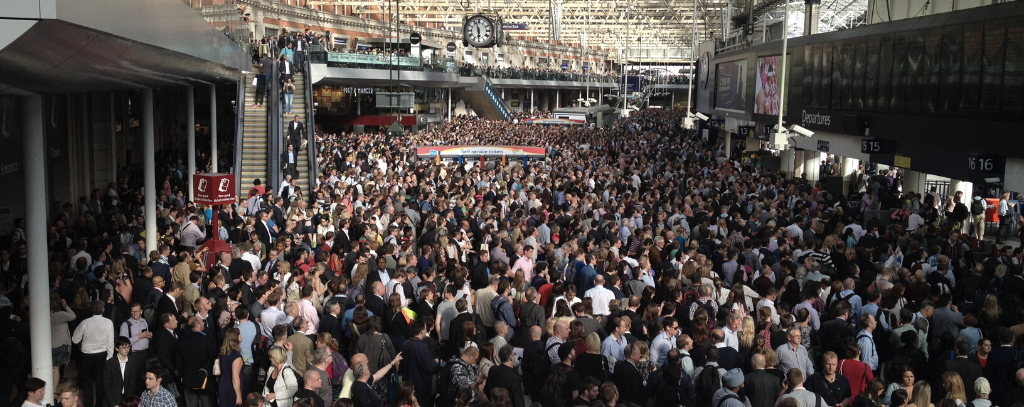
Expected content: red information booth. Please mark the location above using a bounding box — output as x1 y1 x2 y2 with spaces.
193 173 236 265
985 198 1000 223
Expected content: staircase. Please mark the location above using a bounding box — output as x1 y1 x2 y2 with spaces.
462 76 512 121
286 72 312 197
240 72 268 195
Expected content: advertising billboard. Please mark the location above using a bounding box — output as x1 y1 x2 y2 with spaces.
715 60 748 112
754 55 790 115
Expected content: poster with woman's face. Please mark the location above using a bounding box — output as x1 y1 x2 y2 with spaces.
754 56 780 115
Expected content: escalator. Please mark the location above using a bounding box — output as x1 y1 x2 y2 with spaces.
238 72 269 195
461 76 512 121
285 71 311 197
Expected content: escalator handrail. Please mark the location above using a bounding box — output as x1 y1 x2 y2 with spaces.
233 75 246 197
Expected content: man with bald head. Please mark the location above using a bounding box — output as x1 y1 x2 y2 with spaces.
522 326 547 399
547 320 570 364
745 353 783 407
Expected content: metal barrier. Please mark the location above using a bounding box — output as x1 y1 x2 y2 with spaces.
269 62 282 189
925 180 950 198
232 75 246 196
304 58 318 181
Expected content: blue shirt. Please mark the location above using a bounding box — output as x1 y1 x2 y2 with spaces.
239 320 258 365
650 332 676 365
860 303 889 331
858 329 879 370
839 289 863 320
341 307 374 337
601 334 627 363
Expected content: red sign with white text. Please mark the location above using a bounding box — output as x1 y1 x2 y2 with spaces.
193 173 236 205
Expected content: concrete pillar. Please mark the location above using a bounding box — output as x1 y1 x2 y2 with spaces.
841 157 859 195
555 89 559 109
142 89 158 257
804 151 821 182
951 179 973 233
793 150 806 178
448 87 452 119
531 89 535 112
210 84 218 173
186 86 196 201
903 170 927 195
22 94 54 404
723 132 732 158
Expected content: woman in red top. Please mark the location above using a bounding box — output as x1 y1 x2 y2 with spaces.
973 338 991 369
839 343 875 399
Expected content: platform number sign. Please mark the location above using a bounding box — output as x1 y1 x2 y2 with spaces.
816 140 830 153
861 139 896 154
968 155 1003 174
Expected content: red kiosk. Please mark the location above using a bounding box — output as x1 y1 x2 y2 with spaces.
193 173 236 266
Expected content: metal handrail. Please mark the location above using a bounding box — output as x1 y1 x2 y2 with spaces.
232 75 246 197
303 58 318 195
269 62 282 190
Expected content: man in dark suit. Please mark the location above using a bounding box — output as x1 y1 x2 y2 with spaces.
156 282 185 327
485 345 526 407
988 328 1019 406
147 251 171 283
287 115 304 147
149 313 179 383
745 353 784 407
364 281 388 317
282 144 299 181
176 316 217 407
365 257 393 294
319 300 344 343
255 210 276 249
517 289 546 332
279 54 295 85
446 299 487 358
712 329 742 371
103 337 144 407
944 340 985 400
612 342 647 406
819 302 857 357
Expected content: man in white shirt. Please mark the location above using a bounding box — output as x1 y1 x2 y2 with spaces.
755 288 781 325
384 270 408 306
179 215 206 249
242 243 263 272
907 211 926 232
72 301 114 407
584 274 615 317
722 313 741 352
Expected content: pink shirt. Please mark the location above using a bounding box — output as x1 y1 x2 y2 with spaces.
510 257 534 281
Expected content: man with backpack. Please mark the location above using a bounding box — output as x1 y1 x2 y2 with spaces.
540 343 581 407
971 195 993 241
437 346 485 407
693 346 728 406
712 369 749 407
520 326 548 399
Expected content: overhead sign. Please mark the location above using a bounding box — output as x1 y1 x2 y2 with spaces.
816 140 830 153
525 118 585 126
410 32 422 45
446 42 457 53
502 23 529 30
967 154 1005 174
861 139 896 154
193 173 236 205
894 155 912 169
415 146 546 158
332 37 348 45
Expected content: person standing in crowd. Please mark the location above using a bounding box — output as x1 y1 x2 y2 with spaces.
102 337 142 407
140 367 175 407
72 301 114 407
178 316 217 407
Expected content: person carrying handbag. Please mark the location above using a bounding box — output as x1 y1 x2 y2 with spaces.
264 347 300 407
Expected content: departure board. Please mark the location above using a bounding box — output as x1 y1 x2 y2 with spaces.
891 32 909 113
922 27 942 116
812 43 824 108
961 21 984 118
842 40 854 110
831 41 843 109
801 46 814 109
865 35 879 111
980 19 1006 119
940 25 963 117
1003 17 1024 121
854 38 867 110
905 33 924 114
878 33 893 112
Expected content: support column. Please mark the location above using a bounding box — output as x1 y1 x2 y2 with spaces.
142 89 158 257
186 86 196 201
531 89 535 112
555 90 559 109
448 87 452 120
903 170 927 195
793 150 806 179
951 179 974 233
804 0 821 35
723 132 732 158
23 94 54 405
804 151 821 183
841 157 859 195
210 84 218 173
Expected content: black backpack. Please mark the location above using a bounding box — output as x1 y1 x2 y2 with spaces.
251 327 273 385
539 363 573 407
435 359 462 406
522 342 559 388
695 364 723 405
971 199 986 216
871 308 895 361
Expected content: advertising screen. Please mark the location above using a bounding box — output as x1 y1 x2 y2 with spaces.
715 60 748 111
754 55 789 115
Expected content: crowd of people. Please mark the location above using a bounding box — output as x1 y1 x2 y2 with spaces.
6 107 1024 407
458 64 618 83
251 28 313 112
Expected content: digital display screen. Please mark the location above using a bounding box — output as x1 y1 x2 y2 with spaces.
754 55 789 115
715 59 748 111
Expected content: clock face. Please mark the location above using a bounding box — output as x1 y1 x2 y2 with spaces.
699 51 711 89
464 15 495 47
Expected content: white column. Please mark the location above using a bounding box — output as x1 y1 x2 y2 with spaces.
142 89 158 255
22 94 54 405
781 149 794 179
531 89 535 112
951 179 974 233
793 150 806 178
903 170 927 195
210 84 218 173
555 90 559 108
723 132 731 158
186 86 196 201
841 157 859 195
448 87 452 120
804 151 821 182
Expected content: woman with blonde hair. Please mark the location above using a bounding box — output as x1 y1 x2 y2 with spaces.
219 328 245 407
575 332 610 382
941 372 968 407
981 294 1001 327
635 340 655 383
738 316 756 355
908 381 934 407
263 346 300 407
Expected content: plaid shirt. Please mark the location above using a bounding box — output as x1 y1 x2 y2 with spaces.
141 386 177 407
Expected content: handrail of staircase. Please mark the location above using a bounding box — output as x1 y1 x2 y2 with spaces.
481 76 512 121
232 74 246 197
304 59 318 188
269 62 282 190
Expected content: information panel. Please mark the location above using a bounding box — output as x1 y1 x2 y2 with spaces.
715 59 748 112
